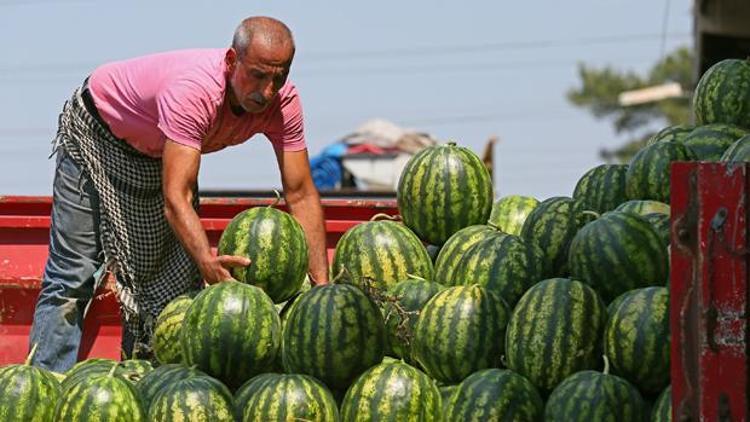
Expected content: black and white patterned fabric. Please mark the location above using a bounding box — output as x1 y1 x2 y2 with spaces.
53 85 202 357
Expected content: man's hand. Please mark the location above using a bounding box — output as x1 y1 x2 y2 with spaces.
199 255 252 285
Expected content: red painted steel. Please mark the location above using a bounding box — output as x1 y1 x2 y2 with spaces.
671 162 749 421
0 195 397 365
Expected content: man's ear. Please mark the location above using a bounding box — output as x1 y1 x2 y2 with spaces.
225 48 238 70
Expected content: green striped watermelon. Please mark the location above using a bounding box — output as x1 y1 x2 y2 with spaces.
615 199 670 216
381 276 445 361
652 385 672 422
135 364 204 414
644 213 670 247
282 283 386 390
233 373 280 420
721 134 750 162
412 285 510 384
149 375 234 422
439 385 458 414
693 58 750 129
331 218 433 292
452 232 545 307
181 281 281 390
544 359 647 421
341 361 440 421
433 224 498 285
218 205 309 303
242 374 339 421
573 164 629 214
626 142 697 203
444 368 544 422
605 287 670 395
646 125 695 146
505 278 607 392
55 364 145 421
681 124 747 160
520 196 583 277
152 292 196 365
488 195 540 235
568 211 668 302
397 142 493 245
0 345 61 422
61 358 144 391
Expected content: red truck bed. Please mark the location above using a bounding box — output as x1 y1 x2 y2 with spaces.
0 195 398 364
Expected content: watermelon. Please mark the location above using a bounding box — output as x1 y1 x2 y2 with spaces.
241 374 339 421
439 385 458 414
149 375 234 422
693 58 750 129
652 385 672 422
412 285 510 384
233 373 280 420
181 281 282 390
282 283 386 390
544 358 647 421
452 232 545 307
152 292 196 365
646 125 695 146
61 358 143 391
135 364 204 414
397 142 493 245
505 278 608 392
616 199 670 216
218 204 309 303
55 365 146 421
381 277 445 361
568 211 668 302
433 224 498 285
445 368 544 422
626 142 697 203
721 134 750 162
520 196 583 277
341 361 441 421
573 164 629 214
331 218 433 292
605 287 670 395
681 124 747 160
644 213 670 247
0 345 61 422
488 194 540 235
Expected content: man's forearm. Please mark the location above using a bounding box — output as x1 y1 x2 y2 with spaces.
287 192 329 284
164 196 213 271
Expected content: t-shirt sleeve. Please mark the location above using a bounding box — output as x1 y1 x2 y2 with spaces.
156 77 216 151
265 83 307 152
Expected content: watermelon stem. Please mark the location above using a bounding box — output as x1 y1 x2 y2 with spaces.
486 222 502 231
447 141 457 146
370 213 400 222
406 273 428 282
270 190 283 207
107 362 118 377
603 354 611 375
25 343 39 366
581 210 601 219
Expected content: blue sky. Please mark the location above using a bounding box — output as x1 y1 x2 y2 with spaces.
0 0 692 199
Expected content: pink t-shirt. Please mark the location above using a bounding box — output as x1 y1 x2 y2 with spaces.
88 48 306 158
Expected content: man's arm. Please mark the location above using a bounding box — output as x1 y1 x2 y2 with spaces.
162 140 250 284
275 148 329 285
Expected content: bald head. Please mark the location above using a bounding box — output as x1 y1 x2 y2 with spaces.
232 16 295 59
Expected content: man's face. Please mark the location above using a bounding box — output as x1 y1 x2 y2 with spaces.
227 38 294 114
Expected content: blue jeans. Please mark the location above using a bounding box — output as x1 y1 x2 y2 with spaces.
28 147 108 372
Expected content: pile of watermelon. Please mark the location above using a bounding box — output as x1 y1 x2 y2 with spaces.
2 58 749 421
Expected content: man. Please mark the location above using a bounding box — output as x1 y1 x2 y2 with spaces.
29 16 329 372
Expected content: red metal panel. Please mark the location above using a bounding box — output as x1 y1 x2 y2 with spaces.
0 195 398 365
671 162 749 421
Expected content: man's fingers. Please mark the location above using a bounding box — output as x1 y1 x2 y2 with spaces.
218 255 252 268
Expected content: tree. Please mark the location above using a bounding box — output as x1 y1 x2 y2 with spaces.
567 47 694 162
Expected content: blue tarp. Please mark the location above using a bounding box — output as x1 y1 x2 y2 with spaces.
309 142 347 190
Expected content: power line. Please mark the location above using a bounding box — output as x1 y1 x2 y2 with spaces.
659 0 673 61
